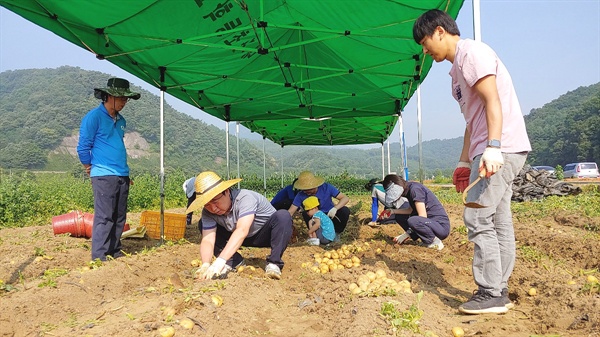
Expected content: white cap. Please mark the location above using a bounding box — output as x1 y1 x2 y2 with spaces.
182 177 196 198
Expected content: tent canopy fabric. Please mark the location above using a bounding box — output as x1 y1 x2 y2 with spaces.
1 0 463 146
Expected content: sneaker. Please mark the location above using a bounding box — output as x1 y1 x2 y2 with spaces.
426 237 444 251
458 289 509 314
502 288 514 309
265 263 282 280
393 232 410 245
306 238 320 246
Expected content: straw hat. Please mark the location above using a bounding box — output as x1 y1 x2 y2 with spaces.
294 171 325 190
186 171 242 213
302 196 320 210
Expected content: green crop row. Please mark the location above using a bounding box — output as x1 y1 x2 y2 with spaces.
1 170 598 228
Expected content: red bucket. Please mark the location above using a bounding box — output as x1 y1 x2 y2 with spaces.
83 212 94 238
52 211 88 238
52 212 130 238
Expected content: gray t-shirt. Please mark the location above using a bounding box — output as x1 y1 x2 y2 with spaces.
201 189 276 237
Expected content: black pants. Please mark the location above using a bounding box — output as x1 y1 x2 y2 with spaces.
91 176 130 261
214 210 293 269
271 199 293 211
302 206 350 234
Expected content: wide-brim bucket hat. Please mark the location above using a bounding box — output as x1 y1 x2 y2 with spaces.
294 171 325 190
186 171 242 213
94 77 141 100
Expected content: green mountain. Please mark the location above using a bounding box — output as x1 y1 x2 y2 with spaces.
525 82 600 166
0 67 276 176
1 67 597 179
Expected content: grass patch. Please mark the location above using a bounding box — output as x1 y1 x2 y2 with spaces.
38 268 69 288
380 291 424 335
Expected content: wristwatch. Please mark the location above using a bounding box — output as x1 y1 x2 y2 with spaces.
487 139 501 148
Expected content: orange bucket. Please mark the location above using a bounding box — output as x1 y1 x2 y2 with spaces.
52 211 88 237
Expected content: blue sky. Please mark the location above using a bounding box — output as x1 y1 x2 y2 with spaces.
1 1 599 148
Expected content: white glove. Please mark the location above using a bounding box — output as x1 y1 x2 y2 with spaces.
195 262 211 278
327 207 337 219
202 258 227 280
481 147 504 175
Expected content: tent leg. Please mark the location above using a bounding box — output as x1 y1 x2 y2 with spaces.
236 122 240 188
417 86 424 183
159 90 165 245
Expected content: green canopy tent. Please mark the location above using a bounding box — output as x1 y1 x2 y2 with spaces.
1 0 466 241
0 0 463 146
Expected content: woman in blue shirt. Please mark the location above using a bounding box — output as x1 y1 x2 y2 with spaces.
383 174 450 251
288 171 350 240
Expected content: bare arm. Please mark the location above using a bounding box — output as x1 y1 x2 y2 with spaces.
413 201 427 218
200 227 217 264
392 207 414 215
473 75 504 176
217 214 254 261
459 128 471 163
473 75 503 143
307 217 321 234
288 204 298 216
333 192 349 209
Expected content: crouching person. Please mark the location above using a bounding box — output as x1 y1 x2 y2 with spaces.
187 171 293 280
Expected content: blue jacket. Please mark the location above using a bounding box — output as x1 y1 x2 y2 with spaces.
77 103 129 177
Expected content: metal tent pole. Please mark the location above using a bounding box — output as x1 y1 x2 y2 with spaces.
473 0 482 41
225 121 230 179
263 137 267 196
280 146 284 188
236 122 240 188
381 144 385 179
386 139 391 174
417 86 424 183
398 114 409 180
159 90 165 245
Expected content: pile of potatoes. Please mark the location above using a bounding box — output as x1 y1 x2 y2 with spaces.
348 269 412 295
301 243 367 274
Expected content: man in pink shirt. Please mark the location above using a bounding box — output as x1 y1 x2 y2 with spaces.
413 9 531 314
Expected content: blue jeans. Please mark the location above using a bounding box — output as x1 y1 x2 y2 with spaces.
463 153 527 296
91 176 130 261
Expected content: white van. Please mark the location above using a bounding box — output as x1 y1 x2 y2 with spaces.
563 162 599 178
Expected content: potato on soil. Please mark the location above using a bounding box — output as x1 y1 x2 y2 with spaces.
179 318 194 330
375 269 387 279
211 295 223 307
158 326 175 337
451 326 465 337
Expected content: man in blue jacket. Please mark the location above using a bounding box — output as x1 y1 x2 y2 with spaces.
77 78 140 261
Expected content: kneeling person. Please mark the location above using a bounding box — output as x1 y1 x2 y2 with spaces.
187 171 293 280
303 196 335 246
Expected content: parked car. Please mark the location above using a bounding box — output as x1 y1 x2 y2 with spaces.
563 162 600 178
532 166 556 174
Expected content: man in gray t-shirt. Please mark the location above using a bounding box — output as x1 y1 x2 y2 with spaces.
186 171 293 280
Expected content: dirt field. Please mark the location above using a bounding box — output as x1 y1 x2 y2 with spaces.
1 194 599 337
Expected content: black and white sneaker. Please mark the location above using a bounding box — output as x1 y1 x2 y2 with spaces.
502 288 514 309
459 289 509 314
